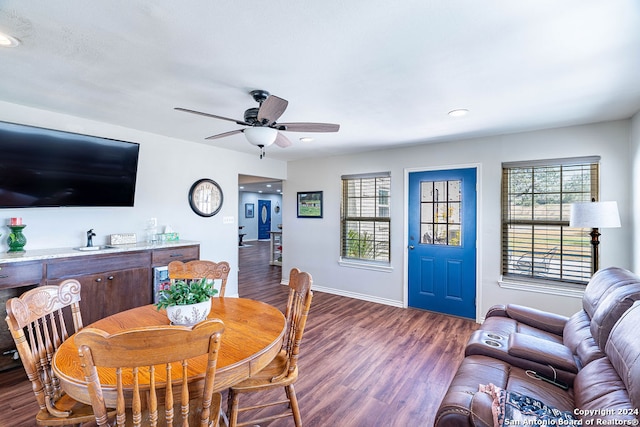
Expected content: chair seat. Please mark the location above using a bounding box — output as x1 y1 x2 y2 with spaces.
231 351 298 391
35 395 101 426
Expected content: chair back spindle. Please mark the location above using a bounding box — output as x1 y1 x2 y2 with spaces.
76 319 225 427
227 268 313 427
168 260 231 297
5 279 100 425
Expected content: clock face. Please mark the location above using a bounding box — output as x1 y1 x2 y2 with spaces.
189 179 223 217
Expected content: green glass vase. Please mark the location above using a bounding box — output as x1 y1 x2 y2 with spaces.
8 224 27 253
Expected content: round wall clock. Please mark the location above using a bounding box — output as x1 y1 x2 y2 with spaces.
188 178 223 217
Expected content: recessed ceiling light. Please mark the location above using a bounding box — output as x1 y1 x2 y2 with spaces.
0 32 21 48
299 137 314 143
448 109 469 117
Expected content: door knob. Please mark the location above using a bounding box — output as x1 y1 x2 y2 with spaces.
408 245 415 250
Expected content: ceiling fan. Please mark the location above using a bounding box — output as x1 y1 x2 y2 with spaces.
175 89 340 158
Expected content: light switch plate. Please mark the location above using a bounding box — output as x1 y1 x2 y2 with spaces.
223 216 235 224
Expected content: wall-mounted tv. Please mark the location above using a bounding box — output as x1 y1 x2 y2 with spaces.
0 121 140 208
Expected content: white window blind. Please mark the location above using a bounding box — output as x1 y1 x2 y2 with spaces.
501 157 599 284
341 172 391 263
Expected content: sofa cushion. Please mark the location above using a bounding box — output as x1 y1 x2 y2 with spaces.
478 383 576 426
435 355 574 426
562 310 604 366
605 300 640 411
572 357 637 423
590 283 640 350
582 267 640 319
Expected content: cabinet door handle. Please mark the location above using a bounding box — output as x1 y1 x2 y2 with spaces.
169 253 183 258
0 274 8 279
95 278 102 282
107 276 114 280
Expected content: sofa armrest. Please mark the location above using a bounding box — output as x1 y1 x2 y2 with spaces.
508 333 578 374
505 304 569 336
484 304 508 318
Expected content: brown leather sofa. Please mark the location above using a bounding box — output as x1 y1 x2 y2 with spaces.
435 267 640 426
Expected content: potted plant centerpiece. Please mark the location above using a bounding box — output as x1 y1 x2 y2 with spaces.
156 277 218 325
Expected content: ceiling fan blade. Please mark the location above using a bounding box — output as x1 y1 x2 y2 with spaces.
175 107 250 126
257 96 288 125
274 132 293 148
277 122 340 132
205 129 244 140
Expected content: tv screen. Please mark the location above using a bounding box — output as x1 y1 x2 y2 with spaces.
0 121 140 208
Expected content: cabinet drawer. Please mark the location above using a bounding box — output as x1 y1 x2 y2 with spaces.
47 252 150 280
152 245 199 266
0 262 43 289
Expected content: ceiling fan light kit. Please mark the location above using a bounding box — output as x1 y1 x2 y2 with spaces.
244 126 278 147
175 89 340 158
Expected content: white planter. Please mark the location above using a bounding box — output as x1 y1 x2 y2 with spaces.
165 299 212 326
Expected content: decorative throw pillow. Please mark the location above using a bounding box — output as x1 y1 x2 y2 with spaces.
479 384 577 427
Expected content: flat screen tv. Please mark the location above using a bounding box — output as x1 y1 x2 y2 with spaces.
0 121 140 208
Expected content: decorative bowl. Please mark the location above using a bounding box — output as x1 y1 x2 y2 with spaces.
165 299 212 326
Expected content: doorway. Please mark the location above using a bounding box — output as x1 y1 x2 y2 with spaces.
238 174 283 244
258 199 271 240
407 168 477 319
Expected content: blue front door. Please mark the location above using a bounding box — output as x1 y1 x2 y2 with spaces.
258 200 271 240
408 168 477 319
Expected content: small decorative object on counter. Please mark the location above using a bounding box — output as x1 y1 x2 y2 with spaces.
9 217 22 226
7 224 27 253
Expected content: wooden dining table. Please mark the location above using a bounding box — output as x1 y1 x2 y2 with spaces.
52 298 286 406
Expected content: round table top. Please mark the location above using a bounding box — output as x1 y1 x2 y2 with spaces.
53 298 286 404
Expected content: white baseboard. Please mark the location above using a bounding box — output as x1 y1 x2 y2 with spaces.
280 279 404 308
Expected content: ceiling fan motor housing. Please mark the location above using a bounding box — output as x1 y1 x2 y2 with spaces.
244 107 260 125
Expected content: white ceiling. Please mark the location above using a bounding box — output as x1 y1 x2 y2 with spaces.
1 1 639 161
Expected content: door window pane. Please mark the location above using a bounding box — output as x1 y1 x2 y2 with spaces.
419 180 462 246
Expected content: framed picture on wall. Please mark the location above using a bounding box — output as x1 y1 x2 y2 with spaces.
297 191 323 218
245 203 254 218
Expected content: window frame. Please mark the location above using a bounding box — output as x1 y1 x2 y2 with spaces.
340 172 391 266
501 156 600 286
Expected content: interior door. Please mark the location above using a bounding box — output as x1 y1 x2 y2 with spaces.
258 199 271 240
408 168 477 319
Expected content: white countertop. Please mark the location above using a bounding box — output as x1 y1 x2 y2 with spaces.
0 240 199 264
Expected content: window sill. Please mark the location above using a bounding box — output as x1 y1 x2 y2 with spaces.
498 276 585 299
338 258 393 272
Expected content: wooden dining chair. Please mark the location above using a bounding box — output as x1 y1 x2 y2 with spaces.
168 260 231 297
5 279 102 426
76 319 225 427
226 268 313 427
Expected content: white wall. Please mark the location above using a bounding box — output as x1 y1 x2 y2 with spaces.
631 112 640 272
2 100 635 318
0 101 288 297
238 192 283 241
284 120 633 319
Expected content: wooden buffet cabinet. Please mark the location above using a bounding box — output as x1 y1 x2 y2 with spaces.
0 241 199 370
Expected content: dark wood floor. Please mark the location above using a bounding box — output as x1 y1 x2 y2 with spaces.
0 241 478 426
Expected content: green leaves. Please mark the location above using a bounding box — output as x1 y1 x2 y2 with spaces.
156 277 219 310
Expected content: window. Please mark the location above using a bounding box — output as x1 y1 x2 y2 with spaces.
341 172 391 263
502 157 599 285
